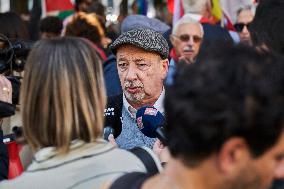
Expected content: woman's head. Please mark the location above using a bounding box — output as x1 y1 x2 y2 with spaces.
65 12 106 47
21 37 106 153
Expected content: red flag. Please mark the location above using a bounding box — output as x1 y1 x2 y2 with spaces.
222 11 235 31
168 0 184 26
168 0 174 14
45 0 74 12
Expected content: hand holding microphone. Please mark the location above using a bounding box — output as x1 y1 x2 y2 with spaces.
136 106 167 145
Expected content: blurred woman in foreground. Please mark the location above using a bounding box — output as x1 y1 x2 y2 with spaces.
0 37 149 188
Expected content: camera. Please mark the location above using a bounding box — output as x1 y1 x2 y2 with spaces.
0 34 33 104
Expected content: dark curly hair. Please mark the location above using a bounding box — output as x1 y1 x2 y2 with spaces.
165 44 284 167
39 16 63 35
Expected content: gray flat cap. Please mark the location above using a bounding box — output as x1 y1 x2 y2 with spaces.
110 28 169 59
121 14 171 34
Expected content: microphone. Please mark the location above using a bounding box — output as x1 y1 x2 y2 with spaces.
103 103 122 139
103 126 114 140
136 106 167 145
12 40 34 57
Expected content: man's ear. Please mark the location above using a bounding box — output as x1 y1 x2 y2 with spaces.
160 59 169 79
217 137 251 176
170 35 175 45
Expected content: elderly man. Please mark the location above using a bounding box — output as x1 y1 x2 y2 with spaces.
166 16 204 85
108 44 284 189
105 28 169 150
234 6 255 45
103 14 171 97
171 16 204 64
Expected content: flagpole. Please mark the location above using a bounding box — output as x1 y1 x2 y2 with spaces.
41 0 46 18
173 0 180 26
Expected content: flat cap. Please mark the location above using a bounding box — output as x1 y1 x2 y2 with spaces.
110 28 169 59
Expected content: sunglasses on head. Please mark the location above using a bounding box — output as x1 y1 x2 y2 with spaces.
234 22 252 32
173 34 203 43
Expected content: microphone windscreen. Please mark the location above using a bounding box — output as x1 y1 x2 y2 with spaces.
104 102 122 138
136 106 165 138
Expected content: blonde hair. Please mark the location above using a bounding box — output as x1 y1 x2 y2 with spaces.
65 12 105 47
21 37 106 154
75 12 105 37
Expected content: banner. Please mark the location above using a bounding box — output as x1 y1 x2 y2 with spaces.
45 0 74 12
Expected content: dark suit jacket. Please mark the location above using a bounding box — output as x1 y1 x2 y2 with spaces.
202 23 233 44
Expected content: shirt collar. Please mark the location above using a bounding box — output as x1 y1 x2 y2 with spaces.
123 87 165 118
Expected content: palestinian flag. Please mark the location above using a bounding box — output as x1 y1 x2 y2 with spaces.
42 0 74 19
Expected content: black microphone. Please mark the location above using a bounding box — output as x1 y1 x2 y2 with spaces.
136 106 167 145
103 103 122 139
103 126 114 140
12 40 34 57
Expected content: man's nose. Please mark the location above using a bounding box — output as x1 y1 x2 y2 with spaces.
187 36 194 45
242 25 249 34
274 161 284 180
125 65 138 81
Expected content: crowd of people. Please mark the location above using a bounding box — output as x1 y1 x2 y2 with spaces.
0 0 284 188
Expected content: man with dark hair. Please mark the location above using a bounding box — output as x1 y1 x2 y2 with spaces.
109 44 284 189
39 16 63 39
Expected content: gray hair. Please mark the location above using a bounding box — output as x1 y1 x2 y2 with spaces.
172 15 204 37
236 5 256 18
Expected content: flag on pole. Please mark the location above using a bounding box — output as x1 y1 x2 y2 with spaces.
211 0 222 21
168 0 184 26
211 0 235 31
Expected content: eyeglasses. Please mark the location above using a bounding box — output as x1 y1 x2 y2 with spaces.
234 22 252 32
173 34 203 43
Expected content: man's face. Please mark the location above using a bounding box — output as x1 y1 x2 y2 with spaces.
235 9 254 45
227 132 284 189
116 45 168 108
171 23 203 63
